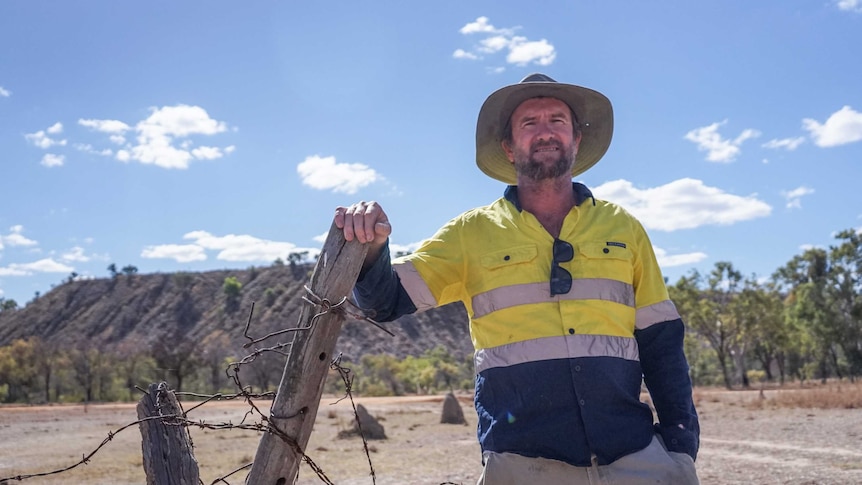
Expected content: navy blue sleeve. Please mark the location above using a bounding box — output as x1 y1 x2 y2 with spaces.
353 241 418 322
635 318 700 460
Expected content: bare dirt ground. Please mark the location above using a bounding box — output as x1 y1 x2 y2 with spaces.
1 389 861 485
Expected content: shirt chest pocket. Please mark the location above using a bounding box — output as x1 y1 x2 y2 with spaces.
572 242 634 283
478 244 539 289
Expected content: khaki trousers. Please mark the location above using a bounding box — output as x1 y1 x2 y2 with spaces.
476 435 699 485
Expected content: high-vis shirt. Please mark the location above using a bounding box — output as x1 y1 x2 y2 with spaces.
354 183 699 467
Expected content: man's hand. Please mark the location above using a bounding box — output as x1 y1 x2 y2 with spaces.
334 201 392 268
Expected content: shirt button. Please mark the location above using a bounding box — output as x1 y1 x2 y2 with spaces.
568 328 575 335
575 365 581 372
504 255 510 261
579 399 585 406
603 248 610 254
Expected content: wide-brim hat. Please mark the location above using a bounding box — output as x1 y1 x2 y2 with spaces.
476 73 614 184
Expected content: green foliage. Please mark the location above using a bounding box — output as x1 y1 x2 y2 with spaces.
121 265 138 276
0 298 18 311
222 276 243 312
173 272 194 291
0 338 40 402
353 346 472 397
223 276 242 298
263 286 284 307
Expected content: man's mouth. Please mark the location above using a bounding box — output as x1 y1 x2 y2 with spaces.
533 143 561 154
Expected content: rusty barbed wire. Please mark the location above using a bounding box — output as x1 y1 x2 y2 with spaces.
330 353 376 484
0 287 437 485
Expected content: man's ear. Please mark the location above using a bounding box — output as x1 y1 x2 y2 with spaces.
501 139 515 163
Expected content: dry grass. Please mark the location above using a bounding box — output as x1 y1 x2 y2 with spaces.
2 387 862 484
690 380 862 411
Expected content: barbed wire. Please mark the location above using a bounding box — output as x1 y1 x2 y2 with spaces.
0 290 464 485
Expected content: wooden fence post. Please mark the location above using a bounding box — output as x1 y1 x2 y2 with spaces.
246 222 369 484
137 382 200 485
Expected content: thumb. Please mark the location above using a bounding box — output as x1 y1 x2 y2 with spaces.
375 221 392 238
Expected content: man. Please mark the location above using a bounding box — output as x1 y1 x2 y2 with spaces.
335 74 700 484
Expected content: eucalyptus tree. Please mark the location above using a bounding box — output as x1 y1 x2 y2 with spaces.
827 229 862 379
734 276 788 384
671 264 742 389
774 247 835 381
773 229 862 382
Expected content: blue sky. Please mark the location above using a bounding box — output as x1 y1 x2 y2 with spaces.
1 1 861 306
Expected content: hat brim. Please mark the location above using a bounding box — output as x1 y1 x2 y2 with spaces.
476 81 613 185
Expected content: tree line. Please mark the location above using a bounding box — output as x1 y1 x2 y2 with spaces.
672 228 861 388
0 229 859 403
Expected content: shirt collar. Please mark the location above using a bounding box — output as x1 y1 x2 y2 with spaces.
503 182 595 212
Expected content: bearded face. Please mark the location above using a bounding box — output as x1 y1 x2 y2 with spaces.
503 97 581 183
511 138 577 182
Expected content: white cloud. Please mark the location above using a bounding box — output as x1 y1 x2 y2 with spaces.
75 143 113 156
61 246 90 262
25 124 68 149
77 105 232 169
0 86 10 97
762 137 805 151
684 120 760 162
78 118 131 133
297 155 380 194
507 37 556 66
459 16 513 35
1 226 38 247
0 267 28 276
782 186 815 209
191 146 228 160
182 230 303 262
0 258 74 276
141 244 207 263
121 105 231 169
593 178 772 231
40 153 65 167
391 241 424 256
454 17 555 68
654 246 708 268
479 35 510 54
836 0 862 12
802 106 862 147
453 49 479 60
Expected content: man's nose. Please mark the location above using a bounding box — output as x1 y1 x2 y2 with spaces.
535 121 556 141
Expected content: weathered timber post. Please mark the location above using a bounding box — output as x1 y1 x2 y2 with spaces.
246 222 369 484
137 382 200 485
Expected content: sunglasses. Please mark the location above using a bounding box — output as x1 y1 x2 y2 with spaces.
551 238 574 296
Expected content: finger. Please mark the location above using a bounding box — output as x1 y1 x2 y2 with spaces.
333 206 347 229
342 203 363 242
375 221 392 239
351 201 375 242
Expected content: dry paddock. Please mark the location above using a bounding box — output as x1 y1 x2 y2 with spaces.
1 389 861 485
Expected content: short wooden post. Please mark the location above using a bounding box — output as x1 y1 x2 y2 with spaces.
246 222 369 484
137 382 200 485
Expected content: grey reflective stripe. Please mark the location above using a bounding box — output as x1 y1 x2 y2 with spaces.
393 261 437 312
475 334 640 373
471 278 635 319
635 300 681 329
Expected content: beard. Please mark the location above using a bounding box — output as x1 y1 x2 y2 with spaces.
512 140 577 182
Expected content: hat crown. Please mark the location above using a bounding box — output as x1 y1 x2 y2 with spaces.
520 73 557 84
